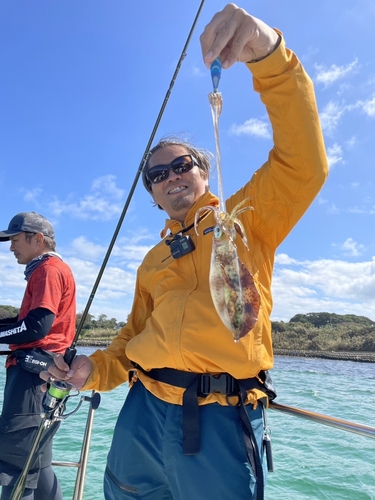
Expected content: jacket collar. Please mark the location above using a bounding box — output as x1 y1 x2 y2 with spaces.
160 191 218 238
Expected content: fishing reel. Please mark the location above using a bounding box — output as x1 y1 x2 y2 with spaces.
43 379 72 414
42 378 101 424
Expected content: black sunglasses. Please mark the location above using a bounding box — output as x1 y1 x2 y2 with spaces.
145 154 198 187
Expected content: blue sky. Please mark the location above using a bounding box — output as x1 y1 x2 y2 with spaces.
0 0 374 323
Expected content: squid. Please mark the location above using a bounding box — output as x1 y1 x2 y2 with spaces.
195 200 260 342
196 58 260 341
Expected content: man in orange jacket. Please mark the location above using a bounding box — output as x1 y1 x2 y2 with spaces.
42 4 328 499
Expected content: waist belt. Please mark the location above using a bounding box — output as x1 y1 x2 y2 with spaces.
130 363 276 450
131 364 276 500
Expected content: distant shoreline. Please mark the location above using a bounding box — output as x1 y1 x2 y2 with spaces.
77 341 375 363
273 349 375 363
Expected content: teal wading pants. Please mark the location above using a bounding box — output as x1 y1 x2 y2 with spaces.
104 380 266 500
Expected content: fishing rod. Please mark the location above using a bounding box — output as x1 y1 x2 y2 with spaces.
270 401 375 440
64 0 207 366
10 3 207 499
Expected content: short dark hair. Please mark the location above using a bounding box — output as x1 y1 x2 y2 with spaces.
142 137 213 198
24 232 56 252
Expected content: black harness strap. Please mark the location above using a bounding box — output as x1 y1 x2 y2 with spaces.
131 364 201 455
237 389 265 500
131 364 277 500
182 377 200 455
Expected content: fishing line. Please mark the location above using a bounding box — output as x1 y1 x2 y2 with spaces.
65 0 207 364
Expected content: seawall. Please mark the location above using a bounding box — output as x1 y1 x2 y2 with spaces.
274 349 375 363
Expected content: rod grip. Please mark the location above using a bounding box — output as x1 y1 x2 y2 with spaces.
64 346 77 366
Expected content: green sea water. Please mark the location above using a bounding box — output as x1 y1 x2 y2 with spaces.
1 350 374 499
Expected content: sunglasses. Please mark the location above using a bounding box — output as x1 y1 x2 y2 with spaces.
145 154 198 187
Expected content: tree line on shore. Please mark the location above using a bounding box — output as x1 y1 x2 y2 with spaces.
1 306 374 352
0 306 125 340
272 312 375 352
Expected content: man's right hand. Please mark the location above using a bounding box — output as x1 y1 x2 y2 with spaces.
200 3 280 69
40 353 93 391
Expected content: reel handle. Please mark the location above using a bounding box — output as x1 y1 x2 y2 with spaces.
83 392 101 410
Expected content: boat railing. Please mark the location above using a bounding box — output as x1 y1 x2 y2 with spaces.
51 390 98 500
270 401 375 440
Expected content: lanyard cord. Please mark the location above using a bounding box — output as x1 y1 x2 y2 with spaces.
169 210 211 238
64 0 207 364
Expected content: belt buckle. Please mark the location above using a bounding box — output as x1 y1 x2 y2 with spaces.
199 374 237 395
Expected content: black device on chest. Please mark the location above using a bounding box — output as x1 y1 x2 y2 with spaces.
164 211 210 260
165 233 195 259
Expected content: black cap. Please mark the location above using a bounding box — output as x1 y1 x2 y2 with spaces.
0 212 55 242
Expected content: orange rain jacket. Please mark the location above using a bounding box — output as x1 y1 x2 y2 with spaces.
84 35 328 405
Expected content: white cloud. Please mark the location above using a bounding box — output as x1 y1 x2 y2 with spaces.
315 59 358 88
319 97 372 135
323 197 375 215
112 244 152 262
119 229 155 246
272 255 375 321
192 65 205 78
340 238 365 257
345 136 357 149
0 230 156 322
66 256 137 320
347 205 375 215
49 175 125 221
0 249 27 305
91 175 124 199
66 232 155 319
50 196 123 220
327 203 341 215
337 82 351 96
301 45 319 62
275 253 298 265
22 187 43 202
229 118 271 139
319 101 347 133
70 236 107 261
361 94 375 117
68 233 154 263
327 143 343 169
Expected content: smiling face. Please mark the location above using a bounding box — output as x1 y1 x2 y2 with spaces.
147 145 208 222
9 232 45 265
